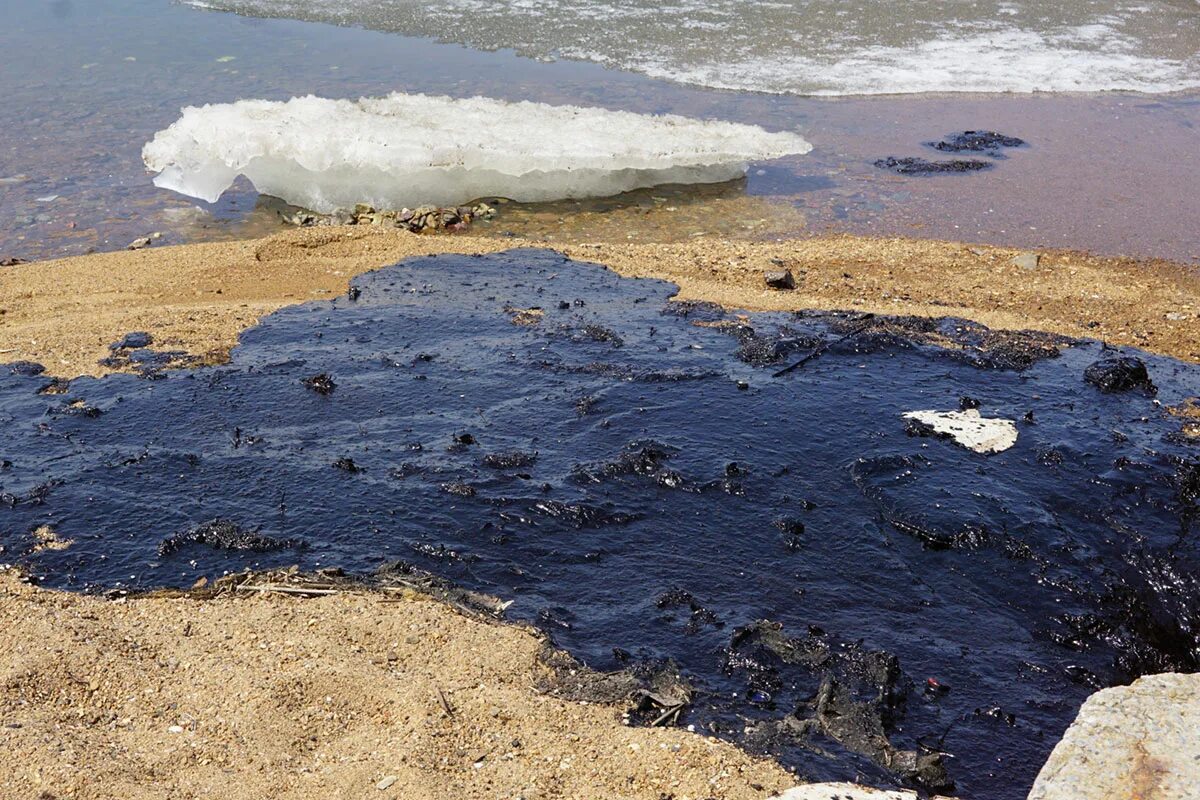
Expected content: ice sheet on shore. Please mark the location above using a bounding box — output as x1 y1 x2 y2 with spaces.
142 93 811 212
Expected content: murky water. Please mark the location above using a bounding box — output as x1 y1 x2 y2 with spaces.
4 251 1198 798
3 0 1200 263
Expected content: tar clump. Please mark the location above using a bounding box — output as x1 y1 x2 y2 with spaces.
158 519 301 557
1084 356 1156 394
301 373 337 394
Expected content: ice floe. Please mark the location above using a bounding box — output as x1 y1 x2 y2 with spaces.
142 93 811 212
902 408 1019 454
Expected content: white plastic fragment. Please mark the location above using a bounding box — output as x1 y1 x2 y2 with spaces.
769 783 921 800
142 92 811 213
901 408 1018 454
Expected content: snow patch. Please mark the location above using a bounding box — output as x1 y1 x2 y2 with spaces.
902 408 1019 454
142 93 811 212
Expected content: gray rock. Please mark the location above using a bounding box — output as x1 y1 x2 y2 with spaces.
1011 252 1041 270
765 269 796 290
1028 672 1199 800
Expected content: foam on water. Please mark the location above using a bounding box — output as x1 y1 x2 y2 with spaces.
183 0 1200 95
142 93 811 211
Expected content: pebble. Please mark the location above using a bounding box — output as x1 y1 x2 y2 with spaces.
127 232 163 251
764 269 796 290
1011 252 1041 270
376 775 398 790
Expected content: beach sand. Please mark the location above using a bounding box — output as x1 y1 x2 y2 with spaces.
1 226 1197 380
0 569 797 800
2 228 1198 799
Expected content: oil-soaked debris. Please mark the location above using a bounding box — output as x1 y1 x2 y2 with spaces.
535 645 693 727
110 331 153 350
1 481 60 508
50 399 103 418
301 372 336 394
874 156 992 175
927 131 1026 155
158 519 302 557
332 457 364 473
571 441 684 489
1084 356 1156 394
37 377 70 395
98 347 199 376
506 306 544 326
554 322 625 347
529 499 639 528
3 249 1200 800
731 325 820 367
7 361 45 377
729 621 952 793
656 587 722 633
482 450 538 469
661 299 725 322
0 257 29 267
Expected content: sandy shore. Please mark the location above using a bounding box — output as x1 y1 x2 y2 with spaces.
0 226 1197 379
0 568 798 800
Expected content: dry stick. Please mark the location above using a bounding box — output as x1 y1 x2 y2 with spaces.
437 687 455 718
236 584 341 596
772 314 876 378
650 703 684 727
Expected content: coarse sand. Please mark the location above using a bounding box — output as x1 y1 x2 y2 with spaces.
0 226 1197 379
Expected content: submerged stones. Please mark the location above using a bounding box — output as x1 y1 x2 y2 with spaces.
877 131 1025 175
874 156 992 175
1083 356 1156 394
902 408 1019 454
927 131 1026 155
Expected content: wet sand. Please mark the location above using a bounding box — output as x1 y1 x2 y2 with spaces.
1 226 1197 380
0 568 796 800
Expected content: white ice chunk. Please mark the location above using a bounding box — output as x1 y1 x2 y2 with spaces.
901 409 1019 454
141 93 811 213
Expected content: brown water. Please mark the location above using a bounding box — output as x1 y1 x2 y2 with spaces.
2 0 1199 264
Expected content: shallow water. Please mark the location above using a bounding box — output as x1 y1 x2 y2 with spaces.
3 0 1200 263
3 251 1198 799
189 0 1200 96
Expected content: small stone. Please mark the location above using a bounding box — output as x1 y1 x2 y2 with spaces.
1010 252 1041 270
168 725 184 734
764 270 796 290
127 237 154 250
1 257 29 267
1165 311 1190 321
376 775 398 791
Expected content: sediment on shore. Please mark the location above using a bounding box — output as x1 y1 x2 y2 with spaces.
0 226 1197 379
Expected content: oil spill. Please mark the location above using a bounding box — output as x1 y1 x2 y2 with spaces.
2 249 1199 798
